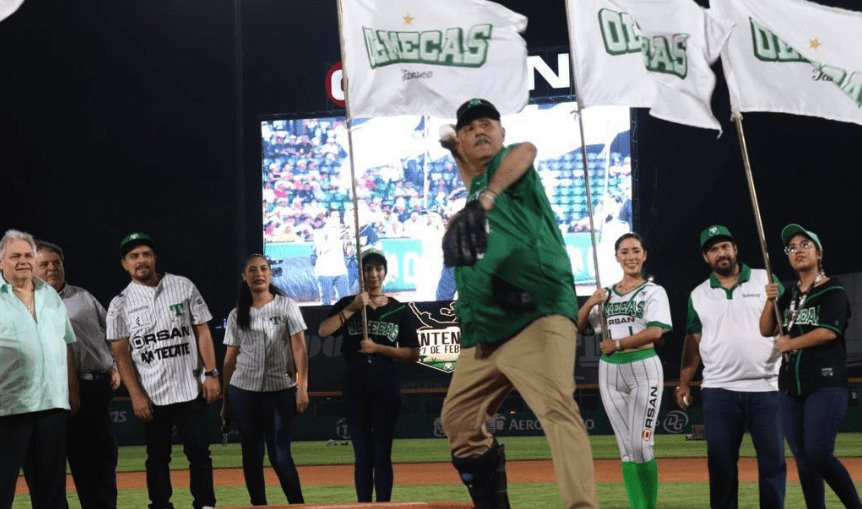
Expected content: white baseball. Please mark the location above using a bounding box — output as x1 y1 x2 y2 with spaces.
683 395 691 406
438 124 456 142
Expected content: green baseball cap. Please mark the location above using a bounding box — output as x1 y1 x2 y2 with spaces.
360 247 387 271
781 223 822 250
120 232 155 256
699 225 734 250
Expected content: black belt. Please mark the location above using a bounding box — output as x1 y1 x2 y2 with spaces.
78 371 108 381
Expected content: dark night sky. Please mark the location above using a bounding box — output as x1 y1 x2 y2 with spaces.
2 0 861 377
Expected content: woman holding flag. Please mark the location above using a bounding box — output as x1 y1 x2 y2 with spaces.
761 224 861 509
318 248 420 503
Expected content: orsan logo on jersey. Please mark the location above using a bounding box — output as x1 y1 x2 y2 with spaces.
598 8 689 79
132 326 194 365
362 24 491 69
131 326 192 350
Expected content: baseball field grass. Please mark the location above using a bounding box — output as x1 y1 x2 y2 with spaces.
13 434 862 508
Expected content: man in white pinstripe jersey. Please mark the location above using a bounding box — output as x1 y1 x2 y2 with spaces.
107 232 220 509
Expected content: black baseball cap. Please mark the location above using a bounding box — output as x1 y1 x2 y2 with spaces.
455 98 501 131
120 232 155 256
699 225 734 250
360 247 387 272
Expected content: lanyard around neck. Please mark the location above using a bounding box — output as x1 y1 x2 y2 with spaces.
787 273 823 330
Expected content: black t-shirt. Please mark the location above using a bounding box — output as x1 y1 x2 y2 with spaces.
328 296 420 389
778 278 851 396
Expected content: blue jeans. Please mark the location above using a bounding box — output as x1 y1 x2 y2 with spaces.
436 265 456 301
701 388 786 509
229 386 303 505
781 387 862 509
343 384 402 502
144 398 215 509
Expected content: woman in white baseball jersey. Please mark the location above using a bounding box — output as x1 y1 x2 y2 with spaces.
577 233 672 509
221 254 309 505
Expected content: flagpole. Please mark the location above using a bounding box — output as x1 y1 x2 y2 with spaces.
335 0 371 348
565 0 608 342
732 113 785 337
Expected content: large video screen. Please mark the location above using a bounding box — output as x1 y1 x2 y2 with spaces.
261 100 632 306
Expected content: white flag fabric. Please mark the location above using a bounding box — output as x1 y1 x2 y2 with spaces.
566 0 732 131
0 0 25 22
339 0 528 119
713 0 862 126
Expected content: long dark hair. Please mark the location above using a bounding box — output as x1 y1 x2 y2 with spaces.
236 254 283 331
614 232 644 252
613 232 657 283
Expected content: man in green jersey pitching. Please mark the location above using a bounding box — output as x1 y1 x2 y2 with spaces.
439 99 597 509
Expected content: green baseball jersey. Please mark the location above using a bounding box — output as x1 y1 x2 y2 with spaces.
585 281 673 348
454 144 579 347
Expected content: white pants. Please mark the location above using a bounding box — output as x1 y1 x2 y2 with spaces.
599 349 664 463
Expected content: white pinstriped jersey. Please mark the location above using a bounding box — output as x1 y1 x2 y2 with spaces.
587 281 673 340
106 273 212 405
223 294 307 392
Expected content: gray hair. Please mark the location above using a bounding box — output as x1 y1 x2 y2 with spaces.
0 229 37 259
35 240 65 263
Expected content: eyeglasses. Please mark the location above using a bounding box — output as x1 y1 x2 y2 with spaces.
784 240 815 255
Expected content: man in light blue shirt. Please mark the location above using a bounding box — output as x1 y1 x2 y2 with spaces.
0 229 78 509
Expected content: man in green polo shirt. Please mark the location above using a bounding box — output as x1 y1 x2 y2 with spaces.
0 229 78 509
438 99 597 509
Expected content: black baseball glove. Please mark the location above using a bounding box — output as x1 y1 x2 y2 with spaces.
442 200 488 267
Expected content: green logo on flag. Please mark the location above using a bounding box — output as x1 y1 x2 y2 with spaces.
749 19 862 108
362 24 492 69
598 9 689 79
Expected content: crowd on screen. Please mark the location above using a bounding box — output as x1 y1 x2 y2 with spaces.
261 118 632 249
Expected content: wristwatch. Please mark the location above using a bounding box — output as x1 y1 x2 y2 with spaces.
204 368 220 378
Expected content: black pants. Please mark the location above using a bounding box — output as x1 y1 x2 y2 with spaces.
68 378 118 509
229 386 303 505
144 398 215 509
343 385 402 502
0 409 68 509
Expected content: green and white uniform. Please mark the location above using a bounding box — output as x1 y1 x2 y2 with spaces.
587 281 672 509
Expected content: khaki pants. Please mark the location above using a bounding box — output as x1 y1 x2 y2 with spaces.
441 315 598 509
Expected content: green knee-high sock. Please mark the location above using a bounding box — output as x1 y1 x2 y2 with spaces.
621 461 644 509
636 459 658 509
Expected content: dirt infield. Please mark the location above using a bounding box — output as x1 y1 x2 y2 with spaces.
16 457 862 494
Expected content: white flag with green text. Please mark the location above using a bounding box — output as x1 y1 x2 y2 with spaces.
713 0 862 126
566 0 731 131
339 0 528 119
